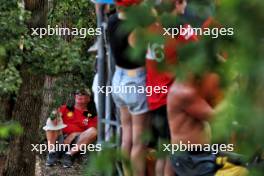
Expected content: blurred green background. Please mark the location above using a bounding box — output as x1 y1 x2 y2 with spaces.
0 0 264 175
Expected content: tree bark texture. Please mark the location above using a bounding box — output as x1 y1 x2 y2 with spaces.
3 0 48 175
38 76 57 140
3 66 45 176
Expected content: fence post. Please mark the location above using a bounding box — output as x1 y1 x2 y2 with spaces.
96 4 106 143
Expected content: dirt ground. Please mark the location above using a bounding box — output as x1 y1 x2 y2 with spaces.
36 154 90 176
0 154 96 176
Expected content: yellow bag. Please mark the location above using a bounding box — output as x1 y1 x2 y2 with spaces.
215 156 249 176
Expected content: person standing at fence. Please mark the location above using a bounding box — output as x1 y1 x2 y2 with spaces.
165 1 225 172
107 1 150 175
167 72 223 175
145 0 199 175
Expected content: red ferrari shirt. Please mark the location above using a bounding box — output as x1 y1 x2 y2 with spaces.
146 23 198 111
59 105 97 135
146 43 174 111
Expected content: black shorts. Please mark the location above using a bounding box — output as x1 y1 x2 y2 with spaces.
56 134 80 157
56 134 80 145
149 105 170 149
64 134 80 145
171 151 217 176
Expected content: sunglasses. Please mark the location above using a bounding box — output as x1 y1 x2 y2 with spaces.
75 90 90 96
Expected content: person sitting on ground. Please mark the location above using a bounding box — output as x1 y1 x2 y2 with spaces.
43 89 98 168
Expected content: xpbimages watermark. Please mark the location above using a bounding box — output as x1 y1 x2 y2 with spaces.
96 85 168 96
162 141 234 155
31 25 102 38
31 142 102 155
163 25 234 39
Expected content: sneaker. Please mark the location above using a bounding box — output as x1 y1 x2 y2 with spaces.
46 152 58 166
62 153 73 168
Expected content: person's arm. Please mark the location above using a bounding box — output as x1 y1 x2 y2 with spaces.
183 94 214 121
169 83 213 121
50 105 65 125
128 29 138 48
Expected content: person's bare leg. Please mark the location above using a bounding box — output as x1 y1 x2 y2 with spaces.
69 128 97 155
156 159 165 176
131 113 149 176
120 106 132 176
164 158 174 176
46 130 62 166
61 132 81 153
64 132 81 144
46 130 61 151
146 149 156 176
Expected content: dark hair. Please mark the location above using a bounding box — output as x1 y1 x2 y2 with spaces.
66 94 97 118
174 0 185 4
75 89 91 96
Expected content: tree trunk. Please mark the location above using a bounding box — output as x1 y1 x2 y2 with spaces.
39 76 57 140
0 96 14 121
3 66 45 176
3 0 48 175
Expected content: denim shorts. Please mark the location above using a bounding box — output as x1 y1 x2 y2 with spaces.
171 151 217 176
111 66 149 115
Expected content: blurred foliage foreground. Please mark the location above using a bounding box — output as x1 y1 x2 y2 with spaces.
0 0 264 175
86 0 264 175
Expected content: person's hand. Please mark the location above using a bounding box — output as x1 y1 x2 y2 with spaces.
51 118 58 126
50 110 61 126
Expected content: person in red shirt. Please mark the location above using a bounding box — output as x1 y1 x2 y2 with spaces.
44 89 97 168
146 0 198 175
